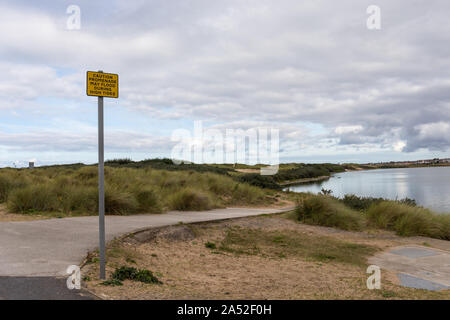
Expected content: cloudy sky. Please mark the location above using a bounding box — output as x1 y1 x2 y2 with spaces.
1 0 449 167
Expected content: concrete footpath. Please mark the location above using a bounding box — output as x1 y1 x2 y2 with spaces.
0 207 291 277
369 245 450 291
0 207 292 299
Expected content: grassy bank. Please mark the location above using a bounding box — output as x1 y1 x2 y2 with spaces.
0 159 353 216
82 215 449 299
23 159 353 191
235 163 347 189
295 194 450 240
0 165 275 216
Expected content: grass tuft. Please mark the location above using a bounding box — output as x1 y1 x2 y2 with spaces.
296 195 366 231
104 186 139 215
367 202 450 240
294 194 450 240
7 184 58 213
134 187 162 213
170 188 212 211
204 241 217 249
101 279 123 286
111 266 162 284
1 165 272 216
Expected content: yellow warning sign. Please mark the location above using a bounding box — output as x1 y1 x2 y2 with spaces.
86 71 119 98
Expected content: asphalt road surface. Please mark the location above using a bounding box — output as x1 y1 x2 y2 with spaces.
0 207 292 299
0 277 96 300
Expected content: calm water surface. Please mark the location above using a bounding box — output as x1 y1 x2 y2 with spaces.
285 167 450 213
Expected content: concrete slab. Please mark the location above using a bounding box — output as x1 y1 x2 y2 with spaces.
390 247 439 258
397 273 450 291
369 245 450 291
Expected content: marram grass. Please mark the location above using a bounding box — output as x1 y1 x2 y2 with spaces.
295 194 450 240
0 166 271 216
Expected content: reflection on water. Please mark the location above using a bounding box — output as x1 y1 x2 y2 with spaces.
285 167 450 213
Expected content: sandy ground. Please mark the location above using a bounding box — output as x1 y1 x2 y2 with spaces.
82 214 450 300
0 204 49 222
228 196 295 209
234 169 261 173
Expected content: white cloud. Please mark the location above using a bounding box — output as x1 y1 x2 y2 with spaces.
335 125 363 135
415 122 450 139
0 1 450 164
393 141 406 152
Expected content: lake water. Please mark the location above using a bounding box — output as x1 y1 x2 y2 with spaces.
284 167 450 213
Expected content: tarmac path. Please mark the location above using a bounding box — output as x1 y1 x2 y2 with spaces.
0 207 291 299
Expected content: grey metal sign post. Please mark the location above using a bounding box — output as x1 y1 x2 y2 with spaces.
86 70 119 280
97 71 106 279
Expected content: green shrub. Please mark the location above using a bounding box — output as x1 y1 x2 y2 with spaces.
7 184 58 213
205 241 216 249
104 186 139 215
53 176 72 190
111 266 162 284
105 157 232 175
341 195 416 212
134 187 161 213
341 194 385 211
236 174 281 190
398 197 417 207
100 279 123 286
273 163 344 182
170 188 212 211
206 174 232 195
1 164 272 215
230 183 267 205
105 158 133 165
296 195 366 231
61 186 98 213
367 202 450 239
0 174 13 203
133 269 162 284
76 166 98 180
111 266 137 281
0 172 30 203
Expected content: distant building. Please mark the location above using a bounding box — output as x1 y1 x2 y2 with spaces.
364 157 450 167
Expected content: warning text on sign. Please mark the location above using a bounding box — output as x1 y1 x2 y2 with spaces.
86 71 119 98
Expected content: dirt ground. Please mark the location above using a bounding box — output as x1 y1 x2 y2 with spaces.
0 204 49 222
234 169 261 173
82 213 450 300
